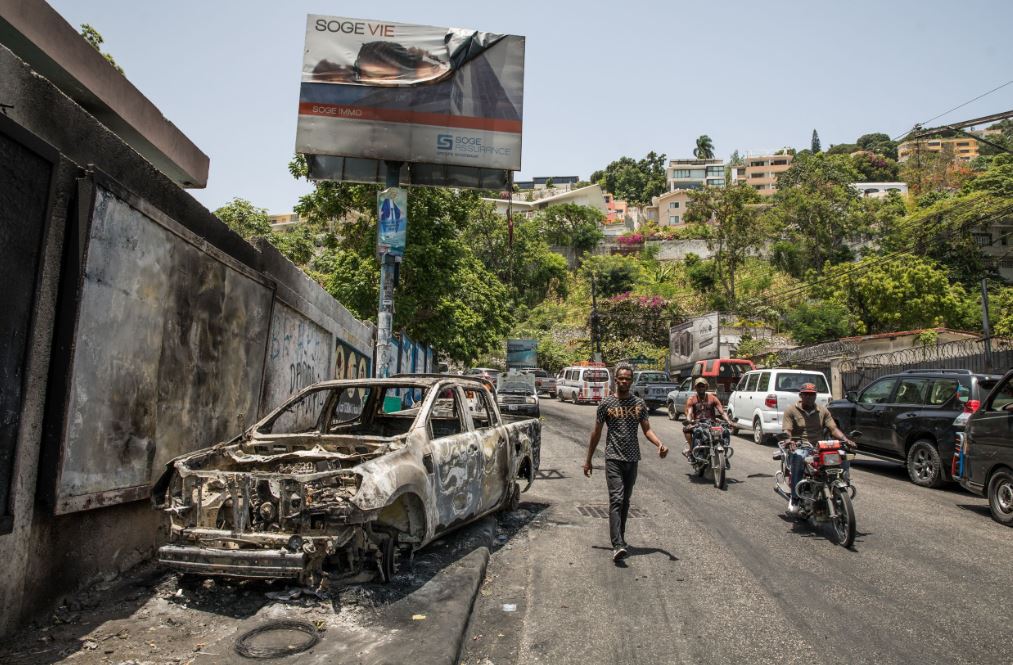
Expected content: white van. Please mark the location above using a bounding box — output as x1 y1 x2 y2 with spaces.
557 365 612 404
727 368 832 444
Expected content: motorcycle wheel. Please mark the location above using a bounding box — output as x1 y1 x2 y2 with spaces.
714 450 726 490
831 486 856 548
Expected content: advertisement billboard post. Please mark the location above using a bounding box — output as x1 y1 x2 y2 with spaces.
297 16 525 188
506 338 538 368
297 15 525 378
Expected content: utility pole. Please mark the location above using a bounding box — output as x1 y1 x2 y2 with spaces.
981 278 993 371
590 271 601 362
375 161 403 379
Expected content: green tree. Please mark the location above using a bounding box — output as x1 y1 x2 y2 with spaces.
80 24 123 74
826 143 859 156
590 152 668 207
291 166 513 363
214 197 272 240
728 149 745 166
537 203 605 258
466 201 568 307
850 150 900 181
768 152 863 273
579 254 642 298
856 132 898 160
811 129 822 153
694 135 715 160
784 300 854 344
685 182 764 306
813 255 977 334
270 225 316 265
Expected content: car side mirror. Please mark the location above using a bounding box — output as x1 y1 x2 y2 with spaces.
845 391 858 402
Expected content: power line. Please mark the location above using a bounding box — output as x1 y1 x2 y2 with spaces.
893 79 1013 141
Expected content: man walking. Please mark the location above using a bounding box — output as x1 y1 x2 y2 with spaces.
583 363 668 561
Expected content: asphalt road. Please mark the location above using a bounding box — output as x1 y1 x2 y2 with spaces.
461 399 1011 665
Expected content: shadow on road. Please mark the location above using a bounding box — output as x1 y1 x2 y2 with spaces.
535 468 568 480
957 503 992 519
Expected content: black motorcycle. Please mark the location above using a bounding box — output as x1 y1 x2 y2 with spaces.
687 419 733 490
773 432 861 547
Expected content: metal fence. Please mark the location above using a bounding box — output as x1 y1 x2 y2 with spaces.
840 338 1013 393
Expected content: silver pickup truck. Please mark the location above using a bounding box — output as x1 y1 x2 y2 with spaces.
152 375 540 585
631 370 682 412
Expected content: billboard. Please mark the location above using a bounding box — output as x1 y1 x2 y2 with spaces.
669 313 720 371
297 16 525 188
506 338 538 368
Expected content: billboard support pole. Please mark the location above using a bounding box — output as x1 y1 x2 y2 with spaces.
376 161 403 378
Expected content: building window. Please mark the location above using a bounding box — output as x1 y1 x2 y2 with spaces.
672 169 692 178
707 179 725 186
772 160 788 166
957 142 970 146
750 172 765 178
864 188 880 195
669 215 680 224
705 166 724 176
669 201 680 209
753 185 764 190
749 161 765 167
972 233 991 247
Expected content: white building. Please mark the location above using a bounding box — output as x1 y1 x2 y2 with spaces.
851 182 908 198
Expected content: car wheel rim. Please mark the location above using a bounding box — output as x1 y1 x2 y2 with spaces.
997 481 1013 514
912 448 934 481
753 421 762 444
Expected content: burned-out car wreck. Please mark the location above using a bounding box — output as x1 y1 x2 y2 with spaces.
153 375 540 585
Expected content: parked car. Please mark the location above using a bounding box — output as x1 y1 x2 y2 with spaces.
152 375 540 585
557 364 611 404
688 358 755 405
956 368 1013 524
520 367 557 398
665 377 695 421
828 369 1002 488
727 368 832 443
465 367 501 383
497 371 540 418
631 370 681 412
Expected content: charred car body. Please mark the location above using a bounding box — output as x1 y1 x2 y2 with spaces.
153 375 540 585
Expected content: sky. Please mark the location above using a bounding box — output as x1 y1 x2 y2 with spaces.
48 0 1013 215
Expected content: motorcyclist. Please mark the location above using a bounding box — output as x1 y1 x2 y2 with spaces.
682 378 734 460
781 382 855 514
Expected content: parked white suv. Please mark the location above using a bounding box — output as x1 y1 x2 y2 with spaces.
727 368 832 444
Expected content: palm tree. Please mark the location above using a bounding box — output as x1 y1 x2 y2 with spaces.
693 135 715 160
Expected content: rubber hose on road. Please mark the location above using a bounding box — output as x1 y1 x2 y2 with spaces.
234 619 320 659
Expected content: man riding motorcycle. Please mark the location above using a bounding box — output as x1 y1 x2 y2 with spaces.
781 382 855 514
683 377 734 460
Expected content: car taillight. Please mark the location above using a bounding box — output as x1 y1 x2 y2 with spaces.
963 400 981 414
764 394 777 409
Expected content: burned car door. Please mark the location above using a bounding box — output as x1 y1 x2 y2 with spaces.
469 388 511 513
427 386 485 532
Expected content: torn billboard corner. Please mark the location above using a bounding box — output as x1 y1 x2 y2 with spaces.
297 16 525 187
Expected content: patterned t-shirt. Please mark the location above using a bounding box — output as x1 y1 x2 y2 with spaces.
596 395 649 462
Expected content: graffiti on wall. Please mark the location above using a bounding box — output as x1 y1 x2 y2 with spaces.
334 338 371 418
262 303 333 425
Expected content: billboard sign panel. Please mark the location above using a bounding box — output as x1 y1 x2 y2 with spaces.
297 15 525 186
506 338 538 368
377 187 407 256
669 313 720 371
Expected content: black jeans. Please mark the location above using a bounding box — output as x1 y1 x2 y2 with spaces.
605 459 638 549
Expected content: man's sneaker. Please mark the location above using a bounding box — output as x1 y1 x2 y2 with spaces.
612 546 628 562
682 447 691 460
787 499 800 515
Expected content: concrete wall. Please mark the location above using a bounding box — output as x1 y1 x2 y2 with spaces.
0 43 376 635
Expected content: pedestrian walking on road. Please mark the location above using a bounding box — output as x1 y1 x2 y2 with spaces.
583 363 668 562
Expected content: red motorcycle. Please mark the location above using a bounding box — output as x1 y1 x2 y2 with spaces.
773 432 860 547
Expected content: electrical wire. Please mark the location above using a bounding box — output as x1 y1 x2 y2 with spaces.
893 78 1013 141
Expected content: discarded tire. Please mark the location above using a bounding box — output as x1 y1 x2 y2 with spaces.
234 619 320 659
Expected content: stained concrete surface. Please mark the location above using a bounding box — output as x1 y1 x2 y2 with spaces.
0 515 518 664
461 399 1013 665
